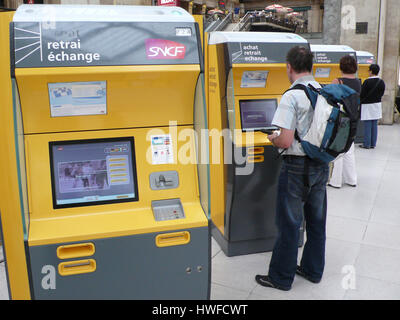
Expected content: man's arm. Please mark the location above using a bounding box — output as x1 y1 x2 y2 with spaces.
268 128 295 149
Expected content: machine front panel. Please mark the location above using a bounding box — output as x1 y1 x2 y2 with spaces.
15 65 200 134
226 146 281 242
28 226 209 299
26 126 208 246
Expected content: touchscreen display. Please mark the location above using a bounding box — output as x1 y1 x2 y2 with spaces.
49 137 138 208
240 99 278 131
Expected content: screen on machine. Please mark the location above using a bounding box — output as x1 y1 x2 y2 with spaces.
49 137 138 209
240 99 278 131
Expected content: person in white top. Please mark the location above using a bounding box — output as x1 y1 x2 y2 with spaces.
359 64 386 149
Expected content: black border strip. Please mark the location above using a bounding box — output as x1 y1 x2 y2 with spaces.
9 21 15 79
194 22 204 74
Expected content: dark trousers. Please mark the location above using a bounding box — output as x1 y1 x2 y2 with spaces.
268 156 329 289
363 119 378 148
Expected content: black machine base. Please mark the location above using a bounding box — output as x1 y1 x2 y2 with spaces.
212 223 304 257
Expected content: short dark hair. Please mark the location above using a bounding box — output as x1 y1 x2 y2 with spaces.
286 46 313 73
339 55 358 74
369 64 380 75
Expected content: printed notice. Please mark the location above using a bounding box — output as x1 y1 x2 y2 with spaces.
241 71 269 88
314 52 332 64
151 135 174 165
48 81 107 117
314 68 331 78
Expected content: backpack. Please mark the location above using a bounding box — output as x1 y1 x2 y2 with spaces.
287 83 360 163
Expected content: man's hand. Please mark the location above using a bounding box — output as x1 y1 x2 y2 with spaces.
268 128 295 149
268 131 280 142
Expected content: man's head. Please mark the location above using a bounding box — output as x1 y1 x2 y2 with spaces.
286 46 314 84
339 55 358 75
369 64 380 76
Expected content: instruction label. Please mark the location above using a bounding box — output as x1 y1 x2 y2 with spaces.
48 81 107 117
314 68 331 78
241 71 269 88
151 135 174 165
228 42 305 64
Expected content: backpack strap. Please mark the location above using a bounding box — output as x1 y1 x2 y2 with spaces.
286 83 319 109
285 83 319 143
284 84 319 201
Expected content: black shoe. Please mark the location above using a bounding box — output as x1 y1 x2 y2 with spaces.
295 266 321 284
345 183 357 187
255 275 291 291
359 145 370 149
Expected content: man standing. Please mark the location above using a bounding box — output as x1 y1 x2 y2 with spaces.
255 46 330 291
359 64 385 149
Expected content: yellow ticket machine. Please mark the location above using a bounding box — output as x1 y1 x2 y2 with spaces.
356 51 376 82
1 4 210 299
206 32 309 256
310 44 357 85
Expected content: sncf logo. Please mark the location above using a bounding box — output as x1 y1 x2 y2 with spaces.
145 39 186 60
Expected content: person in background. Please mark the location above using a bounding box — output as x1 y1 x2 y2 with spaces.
328 55 361 189
359 64 386 149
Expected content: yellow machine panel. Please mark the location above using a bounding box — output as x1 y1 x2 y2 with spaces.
16 66 199 134
25 126 207 246
0 10 31 300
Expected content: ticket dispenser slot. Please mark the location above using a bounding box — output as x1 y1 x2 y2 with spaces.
152 199 185 221
57 243 95 259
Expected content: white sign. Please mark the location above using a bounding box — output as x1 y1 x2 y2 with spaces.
151 135 174 165
314 68 331 78
240 71 269 88
48 81 107 117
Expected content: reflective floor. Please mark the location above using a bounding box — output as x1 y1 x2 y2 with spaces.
1 123 400 300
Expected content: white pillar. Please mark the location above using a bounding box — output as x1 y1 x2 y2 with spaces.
377 0 387 71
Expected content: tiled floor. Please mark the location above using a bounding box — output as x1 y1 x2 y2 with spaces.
210 123 400 300
1 124 400 300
